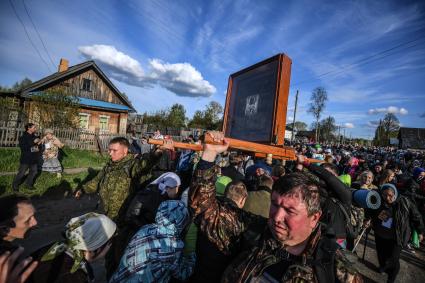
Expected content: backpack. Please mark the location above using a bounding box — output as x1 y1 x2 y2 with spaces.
330 198 364 239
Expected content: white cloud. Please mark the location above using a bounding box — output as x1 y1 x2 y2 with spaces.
367 106 408 115
148 59 216 97
367 120 380 128
344 123 354 128
399 108 408 115
79 44 216 97
78 45 144 77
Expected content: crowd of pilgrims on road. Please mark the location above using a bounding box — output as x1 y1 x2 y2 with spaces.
1 126 425 283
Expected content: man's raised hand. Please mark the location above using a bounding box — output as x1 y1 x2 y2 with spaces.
202 131 230 162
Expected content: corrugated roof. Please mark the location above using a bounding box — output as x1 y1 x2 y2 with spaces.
78 97 133 111
25 92 133 112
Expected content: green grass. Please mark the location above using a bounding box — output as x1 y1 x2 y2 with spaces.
0 170 99 197
0 147 108 172
0 148 21 172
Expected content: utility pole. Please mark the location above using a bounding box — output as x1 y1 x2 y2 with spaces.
291 90 299 145
338 125 341 145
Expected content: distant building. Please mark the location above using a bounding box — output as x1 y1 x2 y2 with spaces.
0 59 135 134
296 130 315 142
398 127 425 149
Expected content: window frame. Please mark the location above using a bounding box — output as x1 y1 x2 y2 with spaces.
78 113 90 129
81 78 92 92
99 115 110 132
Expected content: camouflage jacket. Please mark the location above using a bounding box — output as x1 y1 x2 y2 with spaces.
189 161 363 283
221 227 363 283
189 162 266 256
83 152 160 223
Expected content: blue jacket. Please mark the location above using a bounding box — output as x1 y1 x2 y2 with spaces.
110 200 195 283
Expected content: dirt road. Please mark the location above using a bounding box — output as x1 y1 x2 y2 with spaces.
17 194 425 283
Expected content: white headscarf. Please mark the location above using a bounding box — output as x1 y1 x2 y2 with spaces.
150 172 181 194
41 213 116 273
66 213 117 251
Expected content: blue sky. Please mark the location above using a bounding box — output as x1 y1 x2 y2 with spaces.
1 0 424 139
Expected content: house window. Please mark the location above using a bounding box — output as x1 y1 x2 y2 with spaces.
82 79 92 91
99 115 109 132
79 113 90 129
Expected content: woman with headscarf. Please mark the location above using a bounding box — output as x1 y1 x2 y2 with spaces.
110 200 195 283
40 128 64 177
369 184 424 283
28 213 116 283
125 172 181 237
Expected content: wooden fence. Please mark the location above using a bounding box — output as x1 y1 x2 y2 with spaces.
0 122 184 152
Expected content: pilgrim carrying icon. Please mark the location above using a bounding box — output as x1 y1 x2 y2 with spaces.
245 94 259 116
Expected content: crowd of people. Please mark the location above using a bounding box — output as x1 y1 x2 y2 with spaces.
1 125 425 283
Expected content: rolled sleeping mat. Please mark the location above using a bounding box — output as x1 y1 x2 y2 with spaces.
352 189 381 209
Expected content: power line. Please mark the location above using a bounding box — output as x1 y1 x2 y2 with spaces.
22 0 56 69
8 0 52 73
310 40 425 82
292 36 425 86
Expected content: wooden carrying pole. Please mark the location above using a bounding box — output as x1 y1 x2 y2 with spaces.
148 136 323 163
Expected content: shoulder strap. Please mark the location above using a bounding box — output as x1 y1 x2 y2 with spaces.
330 197 350 222
311 236 338 283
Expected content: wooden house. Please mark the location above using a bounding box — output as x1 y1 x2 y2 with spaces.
0 59 135 134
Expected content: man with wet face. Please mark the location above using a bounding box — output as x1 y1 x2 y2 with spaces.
0 195 38 253
189 131 362 283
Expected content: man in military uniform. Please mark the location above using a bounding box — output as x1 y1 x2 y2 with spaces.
189 131 363 283
74 136 174 277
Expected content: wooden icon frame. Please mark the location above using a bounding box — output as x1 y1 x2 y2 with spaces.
222 53 292 145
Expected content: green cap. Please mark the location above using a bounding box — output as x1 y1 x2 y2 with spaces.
215 176 232 196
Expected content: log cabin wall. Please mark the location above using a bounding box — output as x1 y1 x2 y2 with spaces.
78 108 120 133
24 101 128 135
46 69 125 105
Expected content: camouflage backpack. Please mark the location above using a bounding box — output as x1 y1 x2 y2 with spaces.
330 198 365 239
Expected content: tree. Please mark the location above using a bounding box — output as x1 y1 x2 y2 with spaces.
373 113 400 146
373 120 385 146
188 101 223 130
188 110 205 128
167 103 187 128
204 101 223 130
0 78 33 91
319 116 337 142
31 87 79 128
293 121 307 131
307 87 328 142
142 109 168 128
13 78 33 91
382 113 400 144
